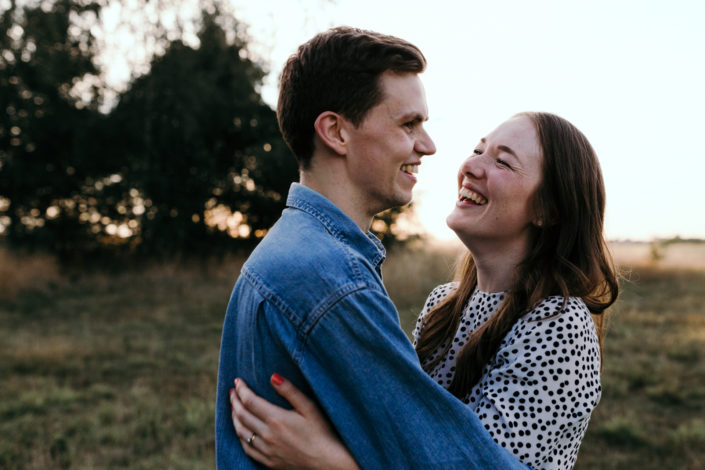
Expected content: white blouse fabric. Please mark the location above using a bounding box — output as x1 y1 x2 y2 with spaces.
412 283 602 470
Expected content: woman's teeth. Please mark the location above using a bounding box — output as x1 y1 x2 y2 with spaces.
458 187 487 205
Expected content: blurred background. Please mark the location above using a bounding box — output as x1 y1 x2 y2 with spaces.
1 0 704 468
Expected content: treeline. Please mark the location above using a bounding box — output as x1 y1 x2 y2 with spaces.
0 0 408 264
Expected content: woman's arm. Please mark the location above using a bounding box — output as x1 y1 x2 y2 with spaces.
230 374 360 470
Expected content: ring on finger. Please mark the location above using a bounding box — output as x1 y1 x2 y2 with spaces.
247 432 257 447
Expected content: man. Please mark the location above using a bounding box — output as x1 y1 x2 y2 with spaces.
215 27 528 469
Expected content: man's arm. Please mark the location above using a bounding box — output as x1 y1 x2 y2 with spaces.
290 287 531 470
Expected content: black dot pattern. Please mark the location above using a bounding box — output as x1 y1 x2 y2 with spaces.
413 283 602 470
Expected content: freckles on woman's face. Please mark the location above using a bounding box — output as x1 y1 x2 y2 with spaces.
446 115 543 247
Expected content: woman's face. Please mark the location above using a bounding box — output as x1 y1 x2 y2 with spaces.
446 115 543 253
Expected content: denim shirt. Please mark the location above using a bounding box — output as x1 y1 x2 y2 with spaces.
215 183 530 470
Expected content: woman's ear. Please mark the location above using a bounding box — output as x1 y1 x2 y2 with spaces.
533 209 557 228
313 111 348 156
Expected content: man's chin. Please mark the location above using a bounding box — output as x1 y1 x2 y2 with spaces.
393 193 414 209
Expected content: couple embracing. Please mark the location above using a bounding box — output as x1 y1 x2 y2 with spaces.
215 26 618 470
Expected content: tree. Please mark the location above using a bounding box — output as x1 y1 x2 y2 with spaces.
104 12 296 257
0 2 298 261
0 0 106 257
0 1 415 262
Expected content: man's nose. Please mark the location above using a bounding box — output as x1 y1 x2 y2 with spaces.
415 128 436 156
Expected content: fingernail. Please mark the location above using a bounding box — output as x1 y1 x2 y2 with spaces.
271 373 284 386
234 378 239 387
229 387 234 397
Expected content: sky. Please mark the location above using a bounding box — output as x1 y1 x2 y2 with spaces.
105 0 705 242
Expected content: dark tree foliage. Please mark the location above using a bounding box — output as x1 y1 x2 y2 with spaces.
104 13 297 258
0 1 414 263
373 206 421 248
0 0 106 257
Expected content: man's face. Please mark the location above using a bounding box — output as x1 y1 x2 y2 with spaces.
343 71 436 217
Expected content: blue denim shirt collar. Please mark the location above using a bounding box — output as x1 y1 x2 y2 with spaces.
286 183 386 274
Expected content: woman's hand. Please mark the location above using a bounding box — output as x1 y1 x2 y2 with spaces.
230 374 360 470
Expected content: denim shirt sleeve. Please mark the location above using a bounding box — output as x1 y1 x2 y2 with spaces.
296 286 532 470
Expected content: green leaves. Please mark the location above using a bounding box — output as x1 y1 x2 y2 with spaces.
0 2 297 261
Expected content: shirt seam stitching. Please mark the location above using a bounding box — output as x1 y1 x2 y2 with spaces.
242 266 385 362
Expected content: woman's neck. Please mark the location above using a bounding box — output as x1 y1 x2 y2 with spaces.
469 239 529 293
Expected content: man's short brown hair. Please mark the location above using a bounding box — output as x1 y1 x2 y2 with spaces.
277 26 426 168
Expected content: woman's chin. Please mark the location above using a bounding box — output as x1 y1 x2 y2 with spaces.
445 209 467 234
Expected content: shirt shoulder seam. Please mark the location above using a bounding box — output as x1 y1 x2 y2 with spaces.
242 265 385 336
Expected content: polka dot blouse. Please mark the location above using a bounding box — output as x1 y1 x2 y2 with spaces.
412 283 602 470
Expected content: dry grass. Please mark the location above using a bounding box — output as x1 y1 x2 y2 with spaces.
610 241 705 270
0 248 64 301
383 241 464 334
0 251 245 470
575 263 705 469
1 242 704 469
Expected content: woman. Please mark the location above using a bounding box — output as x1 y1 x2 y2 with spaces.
229 112 618 470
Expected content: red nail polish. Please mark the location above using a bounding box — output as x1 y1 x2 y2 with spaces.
229 387 234 397
234 378 239 387
271 373 284 386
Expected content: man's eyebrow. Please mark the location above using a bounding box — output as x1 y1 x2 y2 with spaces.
399 111 428 122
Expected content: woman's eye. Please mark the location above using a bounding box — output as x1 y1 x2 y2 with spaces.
473 148 482 155
496 159 511 168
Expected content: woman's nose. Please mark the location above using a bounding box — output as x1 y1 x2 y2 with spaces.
460 154 486 179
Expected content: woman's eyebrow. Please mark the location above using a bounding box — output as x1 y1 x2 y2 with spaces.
497 144 519 160
481 138 520 160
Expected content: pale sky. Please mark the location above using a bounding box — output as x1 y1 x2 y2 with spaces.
220 0 704 242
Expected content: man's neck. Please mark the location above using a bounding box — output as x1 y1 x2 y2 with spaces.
299 170 374 233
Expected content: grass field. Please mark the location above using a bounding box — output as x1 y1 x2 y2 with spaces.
1 242 704 469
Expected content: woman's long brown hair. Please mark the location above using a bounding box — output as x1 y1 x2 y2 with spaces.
415 112 619 399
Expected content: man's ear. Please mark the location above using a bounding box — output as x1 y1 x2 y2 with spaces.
313 111 348 156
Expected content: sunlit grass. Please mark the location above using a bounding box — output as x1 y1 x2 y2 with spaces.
0 248 63 301
0 253 244 469
575 263 705 470
1 242 704 468
383 241 463 334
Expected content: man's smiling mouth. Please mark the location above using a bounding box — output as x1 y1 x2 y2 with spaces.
400 164 419 174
